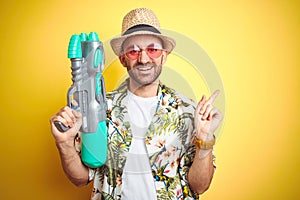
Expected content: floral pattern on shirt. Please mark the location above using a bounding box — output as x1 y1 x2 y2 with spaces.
75 80 216 200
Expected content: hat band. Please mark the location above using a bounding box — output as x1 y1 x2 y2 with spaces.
122 24 161 36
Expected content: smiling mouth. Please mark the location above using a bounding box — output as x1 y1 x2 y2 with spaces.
137 66 153 71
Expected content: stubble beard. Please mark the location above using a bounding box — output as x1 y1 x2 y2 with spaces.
127 62 162 87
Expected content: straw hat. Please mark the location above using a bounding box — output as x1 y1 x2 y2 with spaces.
110 8 176 56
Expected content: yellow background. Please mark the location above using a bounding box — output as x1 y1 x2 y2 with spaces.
0 0 299 199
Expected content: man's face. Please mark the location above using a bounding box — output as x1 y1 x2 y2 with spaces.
119 35 167 87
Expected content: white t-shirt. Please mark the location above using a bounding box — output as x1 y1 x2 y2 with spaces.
121 90 158 200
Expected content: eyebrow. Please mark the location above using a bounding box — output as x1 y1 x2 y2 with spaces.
124 43 163 51
125 44 140 51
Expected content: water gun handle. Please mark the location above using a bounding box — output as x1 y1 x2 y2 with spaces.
54 121 69 132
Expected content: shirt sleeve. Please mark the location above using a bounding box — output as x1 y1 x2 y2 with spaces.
178 143 201 199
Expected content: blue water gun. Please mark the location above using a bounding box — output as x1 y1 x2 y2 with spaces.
54 32 107 168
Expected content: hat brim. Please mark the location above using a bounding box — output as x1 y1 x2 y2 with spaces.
110 31 176 56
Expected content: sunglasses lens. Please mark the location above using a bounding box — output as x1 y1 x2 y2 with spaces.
125 50 140 60
146 48 162 58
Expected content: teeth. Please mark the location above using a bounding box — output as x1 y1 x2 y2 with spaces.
138 66 152 71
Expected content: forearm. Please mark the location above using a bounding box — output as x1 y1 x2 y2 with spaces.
56 140 89 187
189 89 222 194
188 148 215 194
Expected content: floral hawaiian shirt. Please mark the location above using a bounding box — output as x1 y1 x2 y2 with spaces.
75 80 216 200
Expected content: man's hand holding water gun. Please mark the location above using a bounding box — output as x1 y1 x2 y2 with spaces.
50 104 89 186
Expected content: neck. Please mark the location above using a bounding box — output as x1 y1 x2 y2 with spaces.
128 79 159 98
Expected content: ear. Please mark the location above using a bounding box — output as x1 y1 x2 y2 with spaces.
119 55 126 67
161 51 168 65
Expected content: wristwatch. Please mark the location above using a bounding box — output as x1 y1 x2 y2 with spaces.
194 135 215 149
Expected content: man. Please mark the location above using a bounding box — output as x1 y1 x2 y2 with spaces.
50 8 222 200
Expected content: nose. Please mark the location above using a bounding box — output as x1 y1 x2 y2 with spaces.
138 49 150 64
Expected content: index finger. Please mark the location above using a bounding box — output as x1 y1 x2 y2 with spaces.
207 89 220 104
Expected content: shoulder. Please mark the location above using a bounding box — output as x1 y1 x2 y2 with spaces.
106 81 127 99
106 80 128 111
160 83 197 111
